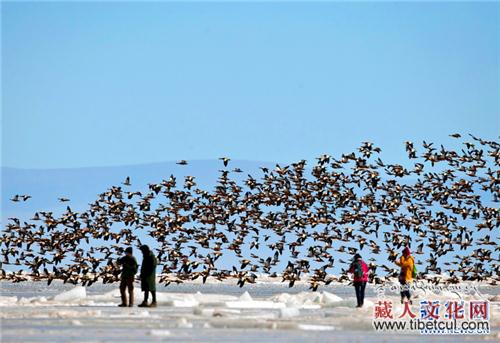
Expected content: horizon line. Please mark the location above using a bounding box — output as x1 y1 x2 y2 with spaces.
0 158 283 171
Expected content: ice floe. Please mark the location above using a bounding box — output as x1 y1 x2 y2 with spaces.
149 329 170 336
0 296 18 305
279 307 300 318
52 286 86 302
298 324 335 331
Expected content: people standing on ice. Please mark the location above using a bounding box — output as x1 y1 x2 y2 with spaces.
138 245 158 307
117 247 138 307
395 246 415 304
348 253 369 308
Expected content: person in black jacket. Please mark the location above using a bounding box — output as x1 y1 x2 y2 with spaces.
117 247 138 307
138 245 157 307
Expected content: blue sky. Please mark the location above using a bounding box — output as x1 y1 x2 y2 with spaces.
2 1 498 169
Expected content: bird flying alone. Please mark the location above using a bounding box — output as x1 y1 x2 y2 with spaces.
219 157 231 167
122 176 131 186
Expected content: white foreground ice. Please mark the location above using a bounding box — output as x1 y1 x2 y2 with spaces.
0 280 498 342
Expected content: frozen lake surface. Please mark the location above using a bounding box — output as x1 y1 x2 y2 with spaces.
1 280 498 342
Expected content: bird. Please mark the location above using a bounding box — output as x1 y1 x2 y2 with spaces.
219 157 230 167
0 135 497 291
10 195 31 202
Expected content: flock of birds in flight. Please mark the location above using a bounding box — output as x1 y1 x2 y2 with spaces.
1 134 499 291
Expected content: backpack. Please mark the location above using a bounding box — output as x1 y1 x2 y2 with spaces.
412 263 418 279
354 260 364 279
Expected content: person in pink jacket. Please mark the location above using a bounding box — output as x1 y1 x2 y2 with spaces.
349 253 369 308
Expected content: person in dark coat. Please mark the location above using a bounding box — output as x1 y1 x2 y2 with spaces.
138 245 157 307
348 253 369 308
117 247 138 307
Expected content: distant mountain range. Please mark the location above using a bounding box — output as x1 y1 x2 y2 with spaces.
1 160 274 220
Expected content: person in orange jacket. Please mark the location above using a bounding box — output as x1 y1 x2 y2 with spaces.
395 246 414 304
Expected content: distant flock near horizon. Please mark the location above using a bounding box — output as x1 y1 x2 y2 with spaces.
1 134 498 290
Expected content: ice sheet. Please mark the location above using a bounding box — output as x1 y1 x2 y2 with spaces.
1 281 498 342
